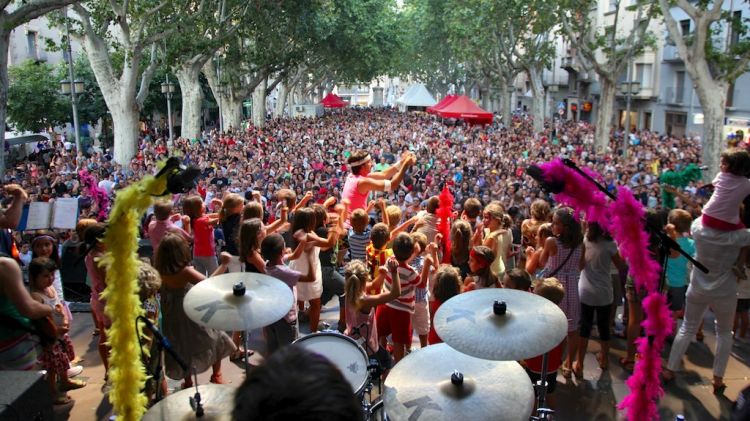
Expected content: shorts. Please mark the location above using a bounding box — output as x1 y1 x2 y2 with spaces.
264 318 298 355
411 300 430 336
376 305 412 345
737 298 750 313
526 369 557 394
321 266 345 305
667 286 688 311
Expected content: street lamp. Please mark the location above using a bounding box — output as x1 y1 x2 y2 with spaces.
62 6 82 157
160 76 175 142
216 85 226 133
619 80 641 156
60 79 83 150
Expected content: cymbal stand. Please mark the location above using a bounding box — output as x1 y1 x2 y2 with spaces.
361 359 383 421
533 351 553 419
189 368 204 417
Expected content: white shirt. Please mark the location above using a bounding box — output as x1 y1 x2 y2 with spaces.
689 219 750 297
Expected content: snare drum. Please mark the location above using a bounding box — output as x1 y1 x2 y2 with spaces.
293 332 370 395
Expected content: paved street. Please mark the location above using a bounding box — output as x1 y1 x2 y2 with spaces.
55 299 749 420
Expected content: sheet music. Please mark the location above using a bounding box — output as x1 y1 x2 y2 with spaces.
51 198 79 230
24 202 52 230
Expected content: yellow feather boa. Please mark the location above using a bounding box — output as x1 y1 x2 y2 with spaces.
100 170 168 421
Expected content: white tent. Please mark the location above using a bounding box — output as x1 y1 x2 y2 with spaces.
396 84 437 112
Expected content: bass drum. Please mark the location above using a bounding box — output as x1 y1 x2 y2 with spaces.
293 332 369 396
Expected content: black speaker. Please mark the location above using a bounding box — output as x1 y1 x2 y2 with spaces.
59 240 91 303
0 371 53 421
60 241 87 285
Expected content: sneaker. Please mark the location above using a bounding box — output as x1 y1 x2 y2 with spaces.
67 365 83 378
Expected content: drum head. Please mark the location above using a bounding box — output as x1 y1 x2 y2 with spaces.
294 332 369 394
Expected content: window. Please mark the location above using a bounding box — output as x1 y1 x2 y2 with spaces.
635 63 652 88
731 11 742 46
609 0 618 12
604 26 615 44
675 71 685 103
643 112 652 130
26 30 38 60
679 19 691 36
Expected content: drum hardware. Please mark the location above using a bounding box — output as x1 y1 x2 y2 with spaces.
142 383 233 420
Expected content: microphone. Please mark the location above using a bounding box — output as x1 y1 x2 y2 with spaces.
526 165 565 194
154 157 201 196
139 316 189 371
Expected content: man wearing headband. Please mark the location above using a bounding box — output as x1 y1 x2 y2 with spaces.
341 150 415 223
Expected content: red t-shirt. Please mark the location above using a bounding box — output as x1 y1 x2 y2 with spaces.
192 216 216 257
524 340 564 373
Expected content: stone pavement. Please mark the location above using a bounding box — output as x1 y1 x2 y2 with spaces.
54 301 749 420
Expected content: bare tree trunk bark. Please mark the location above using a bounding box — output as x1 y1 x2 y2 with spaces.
222 97 242 131
252 77 267 127
695 79 728 180
0 30 10 178
595 77 616 154
275 81 288 118
527 66 545 133
502 85 513 126
175 62 203 141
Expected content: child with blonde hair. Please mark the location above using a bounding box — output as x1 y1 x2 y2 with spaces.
344 259 401 371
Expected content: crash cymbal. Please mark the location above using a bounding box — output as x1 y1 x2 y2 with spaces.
143 384 234 421
433 288 567 361
383 343 534 421
184 272 294 331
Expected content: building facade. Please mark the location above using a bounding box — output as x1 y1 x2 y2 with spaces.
652 2 750 139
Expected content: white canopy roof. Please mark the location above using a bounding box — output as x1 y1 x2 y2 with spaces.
396 83 437 107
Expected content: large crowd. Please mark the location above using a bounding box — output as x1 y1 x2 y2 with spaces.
1 107 749 418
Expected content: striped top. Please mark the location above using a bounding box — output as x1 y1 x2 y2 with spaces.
348 228 371 262
384 263 420 314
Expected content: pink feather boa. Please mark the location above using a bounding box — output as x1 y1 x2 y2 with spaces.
537 158 672 421
78 169 111 221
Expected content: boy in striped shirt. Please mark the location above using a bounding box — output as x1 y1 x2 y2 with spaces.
375 233 420 363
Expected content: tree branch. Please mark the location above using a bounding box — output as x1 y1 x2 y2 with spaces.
674 0 698 21
109 0 130 47
135 43 159 107
6 0 78 28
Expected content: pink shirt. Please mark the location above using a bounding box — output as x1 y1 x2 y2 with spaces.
148 219 191 251
345 298 379 354
703 172 750 225
342 173 368 221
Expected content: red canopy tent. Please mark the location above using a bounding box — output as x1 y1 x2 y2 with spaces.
426 94 457 114
320 93 348 108
436 95 494 125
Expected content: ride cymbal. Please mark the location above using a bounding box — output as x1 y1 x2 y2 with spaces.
184 272 294 331
383 343 534 421
433 288 567 361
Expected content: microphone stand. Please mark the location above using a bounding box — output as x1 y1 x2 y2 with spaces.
561 159 708 283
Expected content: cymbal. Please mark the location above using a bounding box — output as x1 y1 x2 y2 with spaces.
143 384 234 421
184 272 294 331
433 288 567 361
383 343 534 421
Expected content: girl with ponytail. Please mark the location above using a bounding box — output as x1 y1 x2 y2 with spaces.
344 258 401 372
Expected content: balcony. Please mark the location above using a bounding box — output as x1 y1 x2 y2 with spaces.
662 44 683 63
561 56 580 72
663 86 685 105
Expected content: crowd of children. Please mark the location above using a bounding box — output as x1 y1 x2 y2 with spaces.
3 143 750 414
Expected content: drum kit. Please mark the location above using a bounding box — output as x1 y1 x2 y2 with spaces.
143 273 567 421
